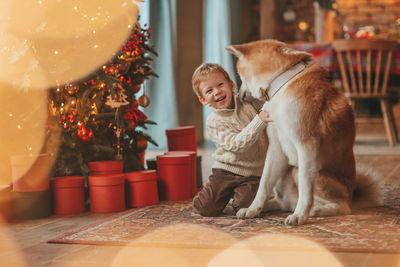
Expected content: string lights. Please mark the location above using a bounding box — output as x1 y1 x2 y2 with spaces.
48 23 158 177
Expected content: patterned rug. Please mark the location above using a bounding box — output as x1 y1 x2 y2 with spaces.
48 184 400 253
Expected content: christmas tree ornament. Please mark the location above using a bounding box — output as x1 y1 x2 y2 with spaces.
77 126 94 142
138 94 150 107
126 120 136 131
67 113 76 123
114 128 123 161
105 89 130 108
65 83 80 95
132 85 141 93
138 81 150 107
123 105 147 124
46 22 157 178
136 137 148 151
125 77 132 85
117 62 131 74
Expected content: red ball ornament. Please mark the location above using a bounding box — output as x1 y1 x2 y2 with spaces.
136 138 148 151
68 114 75 123
126 120 136 131
138 94 150 107
132 85 141 93
77 126 94 142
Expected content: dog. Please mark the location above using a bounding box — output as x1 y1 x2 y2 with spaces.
226 39 381 225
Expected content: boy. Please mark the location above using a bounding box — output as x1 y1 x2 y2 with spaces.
192 63 272 216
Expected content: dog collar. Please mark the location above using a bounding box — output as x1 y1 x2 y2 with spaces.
260 62 306 101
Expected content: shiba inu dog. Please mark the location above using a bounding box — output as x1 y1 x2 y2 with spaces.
226 39 381 225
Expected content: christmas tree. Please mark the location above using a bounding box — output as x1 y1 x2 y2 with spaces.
46 23 158 178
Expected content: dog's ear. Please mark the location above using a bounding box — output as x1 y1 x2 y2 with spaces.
225 44 247 58
280 46 313 63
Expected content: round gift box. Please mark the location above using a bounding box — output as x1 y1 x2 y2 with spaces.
125 170 158 207
0 185 12 222
165 126 197 152
52 176 85 215
88 161 123 176
11 189 51 220
156 154 191 201
89 174 125 213
164 151 196 197
10 153 49 192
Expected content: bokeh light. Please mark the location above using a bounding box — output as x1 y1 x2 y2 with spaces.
0 0 139 90
0 84 48 185
298 21 309 32
207 234 343 267
0 0 139 188
107 224 343 267
110 223 237 267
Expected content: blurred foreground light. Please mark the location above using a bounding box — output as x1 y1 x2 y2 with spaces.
110 223 237 267
0 0 139 90
207 234 343 267
0 83 48 185
0 0 139 186
109 224 342 267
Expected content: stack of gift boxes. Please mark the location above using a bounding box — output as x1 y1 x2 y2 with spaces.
86 125 201 213
1 125 201 220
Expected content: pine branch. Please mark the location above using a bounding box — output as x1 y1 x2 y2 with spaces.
143 119 157 125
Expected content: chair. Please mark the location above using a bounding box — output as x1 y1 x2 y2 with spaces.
332 39 399 146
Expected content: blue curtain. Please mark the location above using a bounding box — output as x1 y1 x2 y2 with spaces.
139 0 240 147
139 0 179 150
202 0 238 137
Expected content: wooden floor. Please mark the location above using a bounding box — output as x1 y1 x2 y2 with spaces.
1 108 400 266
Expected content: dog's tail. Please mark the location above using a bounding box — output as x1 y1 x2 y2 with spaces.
351 164 383 209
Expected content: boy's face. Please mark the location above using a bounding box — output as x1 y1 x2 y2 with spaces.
198 71 235 109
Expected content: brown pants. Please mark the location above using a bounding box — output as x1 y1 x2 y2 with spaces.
193 168 260 217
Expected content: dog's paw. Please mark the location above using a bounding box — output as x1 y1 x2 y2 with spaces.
236 207 261 219
284 213 308 226
246 207 262 218
236 208 248 218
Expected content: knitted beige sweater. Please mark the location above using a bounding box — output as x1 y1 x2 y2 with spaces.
206 94 269 177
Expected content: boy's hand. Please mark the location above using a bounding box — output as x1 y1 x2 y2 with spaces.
258 110 273 123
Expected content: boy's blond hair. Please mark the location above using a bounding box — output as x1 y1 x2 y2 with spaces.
192 63 232 97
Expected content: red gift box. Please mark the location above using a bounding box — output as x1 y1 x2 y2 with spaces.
89 174 125 213
165 126 197 152
164 151 196 197
156 154 191 201
125 170 158 207
52 176 85 215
